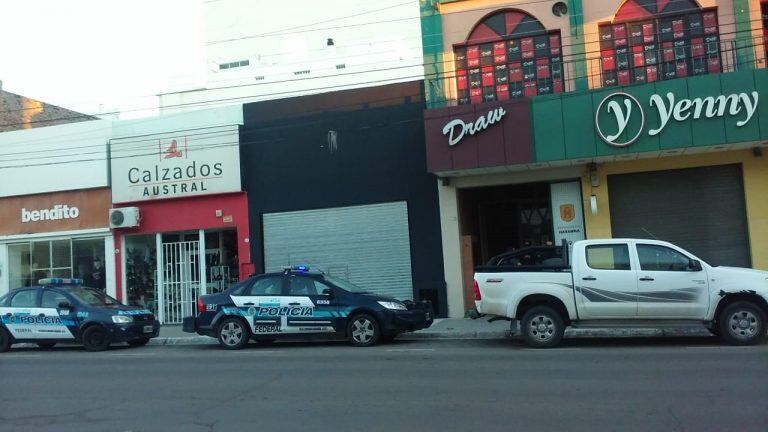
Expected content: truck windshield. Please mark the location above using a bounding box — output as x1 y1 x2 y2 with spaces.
324 275 367 294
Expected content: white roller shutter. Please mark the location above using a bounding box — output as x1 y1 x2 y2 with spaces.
263 201 414 300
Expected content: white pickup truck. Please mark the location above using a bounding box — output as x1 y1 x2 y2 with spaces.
474 239 768 348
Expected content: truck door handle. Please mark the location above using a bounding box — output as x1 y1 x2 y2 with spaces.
639 277 655 282
243 302 255 306
582 276 596 281
289 302 300 306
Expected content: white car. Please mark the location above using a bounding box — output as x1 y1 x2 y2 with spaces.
474 239 768 348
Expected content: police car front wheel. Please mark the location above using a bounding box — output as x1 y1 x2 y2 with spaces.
0 328 11 353
347 314 381 347
82 325 111 352
217 318 250 350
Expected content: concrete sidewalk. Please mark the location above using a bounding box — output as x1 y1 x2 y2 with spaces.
150 318 712 345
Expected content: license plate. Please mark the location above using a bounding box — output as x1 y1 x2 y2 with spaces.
143 325 154 334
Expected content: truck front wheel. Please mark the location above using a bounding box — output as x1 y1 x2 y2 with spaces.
521 306 565 348
718 301 767 346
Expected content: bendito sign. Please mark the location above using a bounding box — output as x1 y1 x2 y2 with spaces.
110 125 241 203
596 91 760 147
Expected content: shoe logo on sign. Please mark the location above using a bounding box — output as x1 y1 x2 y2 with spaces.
595 92 645 147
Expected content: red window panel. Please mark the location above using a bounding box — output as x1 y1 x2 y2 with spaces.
672 19 685 39
467 46 480 67
643 23 655 43
703 12 718 28
612 24 627 40
691 38 705 57
494 54 506 64
523 81 537 97
456 69 468 91
602 49 616 71
662 42 675 62
509 62 523 82
493 42 506 56
646 65 658 82
550 34 561 56
521 38 534 59
633 45 645 67
470 88 483 104
536 58 550 79
481 66 494 87
707 57 720 73
553 78 563 94
496 84 509 101
617 69 631 85
676 60 688 77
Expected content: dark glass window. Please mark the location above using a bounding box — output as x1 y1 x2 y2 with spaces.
637 244 693 272
42 290 69 309
245 277 283 296
10 289 38 308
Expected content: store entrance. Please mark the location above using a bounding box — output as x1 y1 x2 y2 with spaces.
459 182 554 267
124 229 239 324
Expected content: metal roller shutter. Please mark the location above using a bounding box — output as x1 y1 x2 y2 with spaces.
263 201 414 300
608 164 750 267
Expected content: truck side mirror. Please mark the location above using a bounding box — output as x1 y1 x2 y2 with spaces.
688 260 702 272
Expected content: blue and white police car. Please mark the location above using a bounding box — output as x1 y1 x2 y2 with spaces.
0 278 160 353
183 266 434 349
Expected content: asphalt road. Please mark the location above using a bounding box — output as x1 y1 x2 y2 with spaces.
1 337 766 432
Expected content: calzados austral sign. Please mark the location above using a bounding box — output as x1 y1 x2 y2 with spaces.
596 91 760 147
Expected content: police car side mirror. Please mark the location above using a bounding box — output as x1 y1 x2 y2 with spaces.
58 301 71 309
322 288 334 298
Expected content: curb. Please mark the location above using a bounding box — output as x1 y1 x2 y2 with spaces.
149 327 713 345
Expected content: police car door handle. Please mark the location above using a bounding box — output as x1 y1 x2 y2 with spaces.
37 313 46 318
289 302 300 306
243 302 255 306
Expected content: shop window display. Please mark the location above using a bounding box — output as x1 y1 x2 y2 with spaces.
7 238 106 291
125 235 158 314
599 1 720 87
454 10 562 105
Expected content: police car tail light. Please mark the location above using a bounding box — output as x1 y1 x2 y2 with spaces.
197 297 206 314
473 280 481 301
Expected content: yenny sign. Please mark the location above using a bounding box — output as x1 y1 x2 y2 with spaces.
442 107 506 146
596 91 760 147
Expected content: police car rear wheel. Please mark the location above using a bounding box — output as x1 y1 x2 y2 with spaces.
37 342 56 349
0 328 11 353
348 314 380 347
82 326 111 352
217 318 249 350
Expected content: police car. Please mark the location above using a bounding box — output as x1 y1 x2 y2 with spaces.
183 266 434 349
0 278 160 353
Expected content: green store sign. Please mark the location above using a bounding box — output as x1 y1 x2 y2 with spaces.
595 90 760 147
531 70 768 162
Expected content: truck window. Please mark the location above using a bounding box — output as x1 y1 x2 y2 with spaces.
586 244 631 270
637 244 691 271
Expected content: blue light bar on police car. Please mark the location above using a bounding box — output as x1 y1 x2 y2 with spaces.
38 278 84 286
293 265 310 272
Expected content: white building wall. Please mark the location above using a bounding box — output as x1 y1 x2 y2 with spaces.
159 0 424 113
0 120 112 197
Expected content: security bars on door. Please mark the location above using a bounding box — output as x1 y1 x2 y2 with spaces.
161 241 200 325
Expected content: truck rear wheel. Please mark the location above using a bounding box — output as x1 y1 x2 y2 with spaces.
718 301 767 346
521 306 565 348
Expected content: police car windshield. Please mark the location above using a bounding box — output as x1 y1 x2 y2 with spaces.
67 288 120 306
324 275 367 293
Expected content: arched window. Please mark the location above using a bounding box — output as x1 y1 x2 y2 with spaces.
599 0 720 87
453 9 563 105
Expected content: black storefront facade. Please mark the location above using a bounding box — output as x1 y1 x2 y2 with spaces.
240 81 447 316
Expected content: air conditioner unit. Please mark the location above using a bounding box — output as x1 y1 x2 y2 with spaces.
109 207 140 228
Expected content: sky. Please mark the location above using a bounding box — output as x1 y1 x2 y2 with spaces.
0 0 422 119
0 0 205 118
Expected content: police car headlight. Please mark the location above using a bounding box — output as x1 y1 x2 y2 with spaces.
112 315 133 324
378 301 407 311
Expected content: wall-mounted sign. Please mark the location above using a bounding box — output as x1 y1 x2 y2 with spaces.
110 125 242 203
596 91 760 147
22 205 80 223
442 107 506 146
0 189 110 235
550 182 585 246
